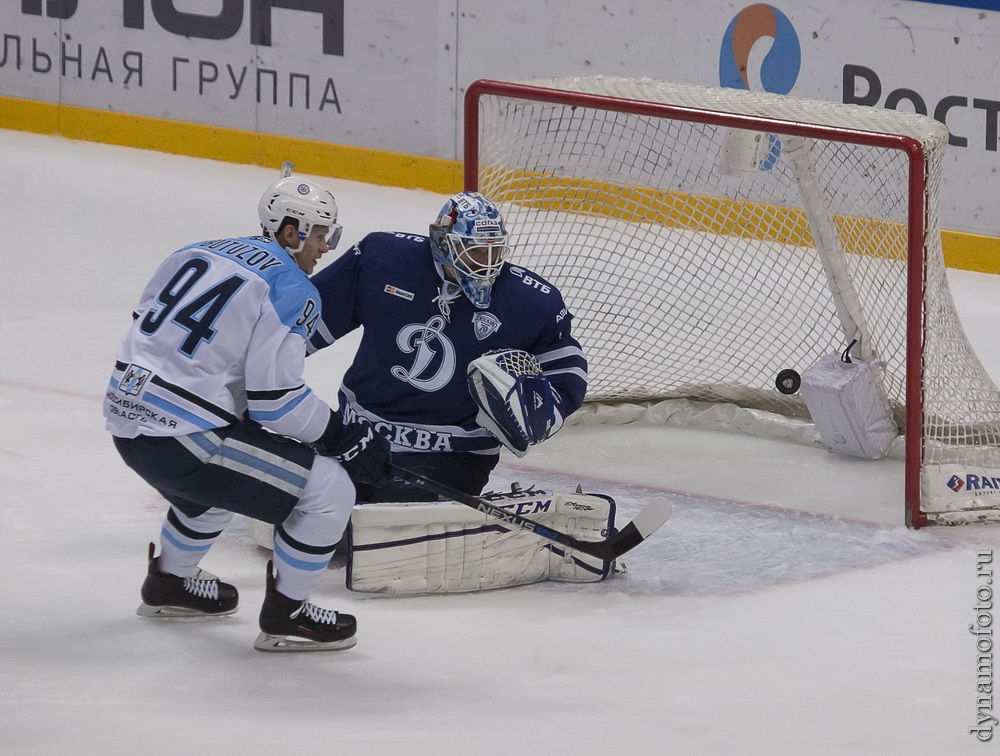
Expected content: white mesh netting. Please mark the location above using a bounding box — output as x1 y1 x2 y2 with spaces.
471 76 1000 524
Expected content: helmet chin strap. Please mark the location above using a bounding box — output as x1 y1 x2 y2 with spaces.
267 226 306 257
289 240 313 273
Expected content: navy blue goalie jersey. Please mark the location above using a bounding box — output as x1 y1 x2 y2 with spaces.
308 232 588 456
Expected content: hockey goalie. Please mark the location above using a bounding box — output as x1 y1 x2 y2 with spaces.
250 189 609 591
249 349 621 593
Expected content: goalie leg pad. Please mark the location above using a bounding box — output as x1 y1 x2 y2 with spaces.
346 488 615 594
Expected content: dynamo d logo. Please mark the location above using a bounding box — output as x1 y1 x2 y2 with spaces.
391 315 457 392
720 4 801 95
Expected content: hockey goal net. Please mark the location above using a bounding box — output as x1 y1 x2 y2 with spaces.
464 76 1000 527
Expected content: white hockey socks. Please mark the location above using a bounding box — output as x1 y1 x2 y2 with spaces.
157 506 234 577
273 454 355 600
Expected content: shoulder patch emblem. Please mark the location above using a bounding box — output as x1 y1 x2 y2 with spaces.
384 284 415 301
472 311 502 340
119 363 152 395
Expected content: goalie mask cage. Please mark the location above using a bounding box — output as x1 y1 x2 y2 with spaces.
464 76 1000 528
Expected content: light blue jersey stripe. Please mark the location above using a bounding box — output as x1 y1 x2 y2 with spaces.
248 389 313 422
144 392 217 430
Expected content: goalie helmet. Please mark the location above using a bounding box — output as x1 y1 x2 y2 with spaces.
429 191 509 309
258 176 343 251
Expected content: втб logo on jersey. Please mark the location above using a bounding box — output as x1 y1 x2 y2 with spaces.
391 315 456 392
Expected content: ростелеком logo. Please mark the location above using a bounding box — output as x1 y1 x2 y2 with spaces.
719 4 801 95
718 4 801 172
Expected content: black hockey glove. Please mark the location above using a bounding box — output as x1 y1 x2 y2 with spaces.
313 411 393 488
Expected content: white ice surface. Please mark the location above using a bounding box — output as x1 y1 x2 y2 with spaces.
2 130 1000 754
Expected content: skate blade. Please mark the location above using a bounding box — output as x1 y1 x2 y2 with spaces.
136 603 238 619
253 632 358 653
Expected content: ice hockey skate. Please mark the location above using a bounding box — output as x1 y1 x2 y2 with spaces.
254 560 357 652
136 542 239 618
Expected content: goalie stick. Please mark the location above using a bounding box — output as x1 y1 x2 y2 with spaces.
392 465 673 561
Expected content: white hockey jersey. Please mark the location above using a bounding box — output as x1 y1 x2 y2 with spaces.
104 235 332 443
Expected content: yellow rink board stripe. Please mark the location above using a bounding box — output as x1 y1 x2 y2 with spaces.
941 230 1000 275
0 96 462 195
3 96 999 274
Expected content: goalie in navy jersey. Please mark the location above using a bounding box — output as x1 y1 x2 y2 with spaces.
309 191 588 502
104 171 391 652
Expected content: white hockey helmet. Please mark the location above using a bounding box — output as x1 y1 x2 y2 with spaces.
257 176 343 250
429 191 509 309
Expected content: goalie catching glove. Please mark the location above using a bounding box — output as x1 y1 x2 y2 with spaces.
312 411 392 487
468 349 558 457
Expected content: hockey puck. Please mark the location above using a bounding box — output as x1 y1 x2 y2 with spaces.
775 369 801 395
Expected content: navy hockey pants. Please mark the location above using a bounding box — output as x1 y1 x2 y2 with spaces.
113 420 315 525
354 451 498 503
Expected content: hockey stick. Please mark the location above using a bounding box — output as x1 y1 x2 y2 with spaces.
392 465 673 561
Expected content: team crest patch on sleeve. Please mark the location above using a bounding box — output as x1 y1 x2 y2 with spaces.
384 284 415 301
118 364 153 395
472 312 501 340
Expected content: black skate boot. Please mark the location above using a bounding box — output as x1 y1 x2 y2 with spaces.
254 560 357 652
136 542 239 618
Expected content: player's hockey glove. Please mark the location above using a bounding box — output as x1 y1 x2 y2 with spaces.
313 411 393 487
468 349 556 458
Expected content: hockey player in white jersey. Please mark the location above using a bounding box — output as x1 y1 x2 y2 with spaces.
104 172 391 652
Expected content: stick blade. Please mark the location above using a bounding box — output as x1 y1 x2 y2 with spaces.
632 496 673 538
598 496 674 560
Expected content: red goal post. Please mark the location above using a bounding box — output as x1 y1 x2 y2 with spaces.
463 76 1000 528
